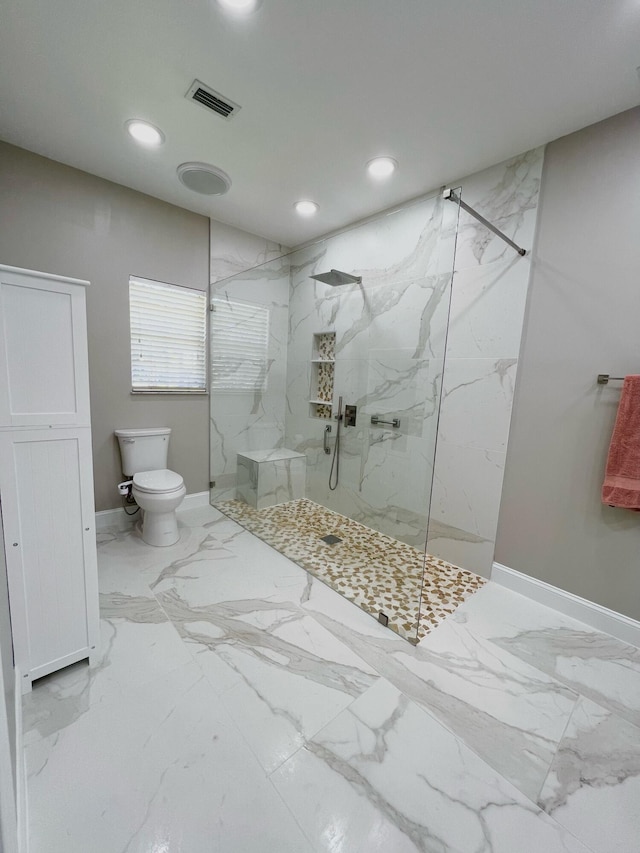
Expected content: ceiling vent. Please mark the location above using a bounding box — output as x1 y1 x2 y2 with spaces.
185 79 241 120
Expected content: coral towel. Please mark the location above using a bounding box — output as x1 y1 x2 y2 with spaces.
602 375 640 509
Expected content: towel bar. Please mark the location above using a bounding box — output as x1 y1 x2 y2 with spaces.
597 374 625 385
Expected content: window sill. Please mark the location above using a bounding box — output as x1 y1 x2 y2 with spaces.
130 390 209 396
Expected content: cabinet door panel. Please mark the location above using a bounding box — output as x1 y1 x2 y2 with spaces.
0 271 90 427
0 429 98 682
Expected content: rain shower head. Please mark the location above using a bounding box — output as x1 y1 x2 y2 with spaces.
310 269 362 286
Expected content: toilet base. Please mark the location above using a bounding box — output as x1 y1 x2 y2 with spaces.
141 509 180 547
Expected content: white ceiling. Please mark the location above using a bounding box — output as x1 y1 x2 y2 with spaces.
1 0 639 247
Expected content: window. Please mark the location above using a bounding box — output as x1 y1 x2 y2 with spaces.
129 276 207 393
210 299 270 392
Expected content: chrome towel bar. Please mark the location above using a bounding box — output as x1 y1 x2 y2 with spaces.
370 415 400 428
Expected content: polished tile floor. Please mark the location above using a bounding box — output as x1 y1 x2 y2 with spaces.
215 497 486 642
23 505 640 853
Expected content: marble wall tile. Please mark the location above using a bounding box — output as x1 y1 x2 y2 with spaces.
210 219 288 283
427 439 506 576
446 147 545 271
210 256 291 502
291 192 447 287
538 696 640 853
422 529 497 579
427 152 544 573
437 357 518 452
286 231 454 548
236 452 306 509
446 255 532 359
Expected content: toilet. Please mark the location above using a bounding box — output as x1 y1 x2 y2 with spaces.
115 428 186 546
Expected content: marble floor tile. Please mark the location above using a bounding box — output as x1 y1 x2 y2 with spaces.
302 577 578 802
23 588 193 745
452 584 640 728
95 506 226 580
24 507 637 852
271 679 591 853
156 584 380 773
147 525 311 607
25 663 314 853
406 618 578 800
538 696 640 853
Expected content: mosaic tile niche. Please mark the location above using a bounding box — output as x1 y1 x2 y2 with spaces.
309 332 335 419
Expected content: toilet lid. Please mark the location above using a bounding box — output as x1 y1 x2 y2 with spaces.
133 469 184 494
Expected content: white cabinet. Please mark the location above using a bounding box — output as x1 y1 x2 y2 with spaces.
0 267 91 428
0 266 99 693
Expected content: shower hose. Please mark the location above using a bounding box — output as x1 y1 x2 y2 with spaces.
329 400 342 491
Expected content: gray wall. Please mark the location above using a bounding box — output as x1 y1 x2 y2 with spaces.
495 107 640 620
0 142 210 510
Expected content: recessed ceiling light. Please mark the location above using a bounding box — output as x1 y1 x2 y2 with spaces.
125 120 165 147
177 162 232 195
217 0 262 13
367 157 397 179
294 200 319 217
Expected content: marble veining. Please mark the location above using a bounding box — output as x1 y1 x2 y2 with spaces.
272 679 591 853
23 505 638 853
453 585 640 729
538 696 640 853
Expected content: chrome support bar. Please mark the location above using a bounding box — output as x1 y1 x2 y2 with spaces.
443 188 527 256
370 415 400 428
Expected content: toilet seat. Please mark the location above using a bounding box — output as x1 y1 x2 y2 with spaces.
133 469 184 494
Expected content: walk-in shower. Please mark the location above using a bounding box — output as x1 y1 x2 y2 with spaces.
206 176 535 642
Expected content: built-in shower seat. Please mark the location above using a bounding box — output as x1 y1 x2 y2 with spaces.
236 448 306 509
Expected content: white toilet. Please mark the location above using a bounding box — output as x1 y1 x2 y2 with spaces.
115 428 186 546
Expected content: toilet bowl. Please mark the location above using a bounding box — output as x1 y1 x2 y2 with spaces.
132 469 186 547
115 428 186 547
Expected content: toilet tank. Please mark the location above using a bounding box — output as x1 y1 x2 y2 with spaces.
115 428 171 476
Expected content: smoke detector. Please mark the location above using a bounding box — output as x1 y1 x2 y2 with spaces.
177 162 232 196
185 80 241 121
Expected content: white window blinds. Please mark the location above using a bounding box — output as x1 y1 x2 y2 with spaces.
210 299 270 392
129 276 207 392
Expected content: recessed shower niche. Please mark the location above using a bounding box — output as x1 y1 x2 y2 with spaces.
308 331 335 419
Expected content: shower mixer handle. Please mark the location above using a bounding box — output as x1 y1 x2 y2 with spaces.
323 424 332 454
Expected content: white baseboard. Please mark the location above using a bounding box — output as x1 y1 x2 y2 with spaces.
14 668 26 853
95 491 210 532
492 562 640 648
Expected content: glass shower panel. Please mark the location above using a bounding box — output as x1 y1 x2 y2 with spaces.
210 189 461 644
208 253 291 504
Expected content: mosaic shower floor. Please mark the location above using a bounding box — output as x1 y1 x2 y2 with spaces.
214 498 485 642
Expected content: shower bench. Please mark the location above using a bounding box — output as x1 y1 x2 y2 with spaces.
236 448 306 509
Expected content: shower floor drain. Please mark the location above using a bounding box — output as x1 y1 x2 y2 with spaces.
320 534 342 545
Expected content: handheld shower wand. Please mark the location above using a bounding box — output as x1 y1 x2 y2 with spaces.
329 395 343 491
